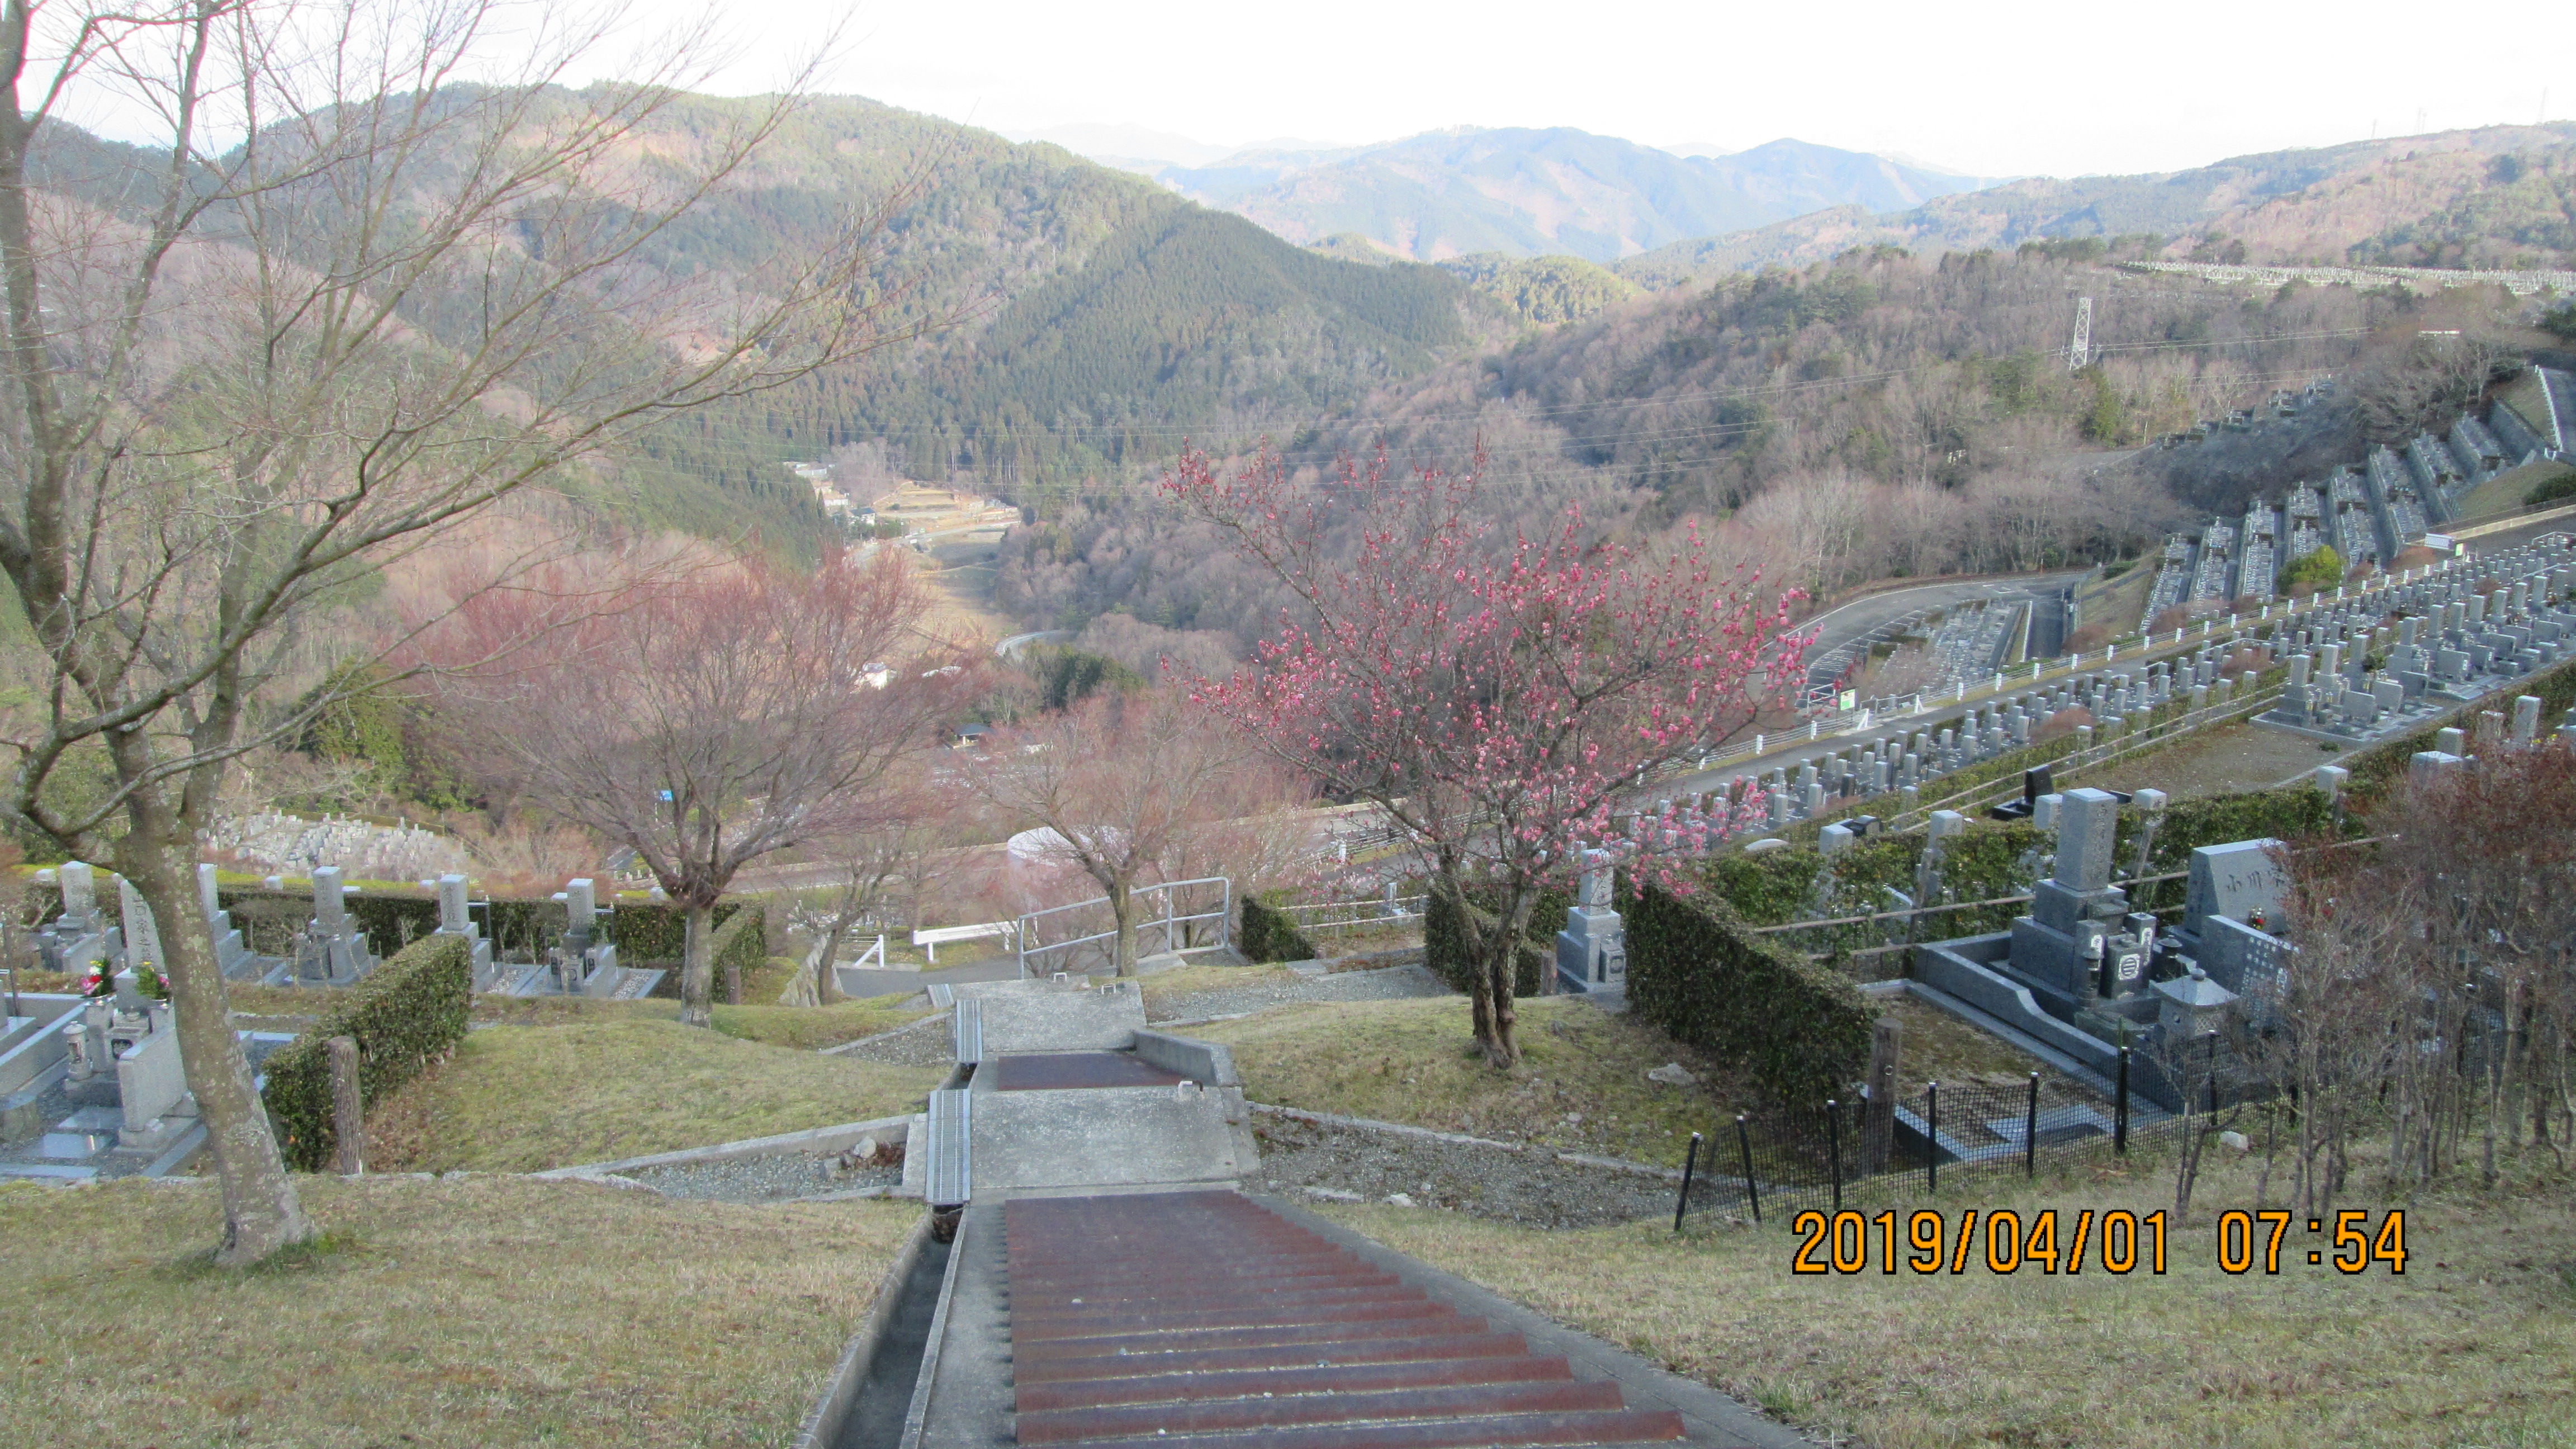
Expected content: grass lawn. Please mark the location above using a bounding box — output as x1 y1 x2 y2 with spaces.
467 991 933 1050
1870 995 2073 1100
1135 962 1299 1012
1195 996 1754 1167
0 1175 918 1447
202 979 933 1051
1319 1146 2576 1449
370 1019 947 1172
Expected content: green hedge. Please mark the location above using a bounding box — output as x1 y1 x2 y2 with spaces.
261 934 472 1171
1239 896 1320 963
1623 878 1873 1104
1423 887 1557 997
713 903 769 977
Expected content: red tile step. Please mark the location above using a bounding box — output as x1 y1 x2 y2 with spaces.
1005 1191 1687 1448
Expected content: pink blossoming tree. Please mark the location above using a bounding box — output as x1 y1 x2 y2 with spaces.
1166 447 1806 1067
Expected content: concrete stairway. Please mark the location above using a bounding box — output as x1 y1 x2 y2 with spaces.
1004 1191 1693 1449
874 976 1787 1449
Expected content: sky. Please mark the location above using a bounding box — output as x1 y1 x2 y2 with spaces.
667 0 2572 178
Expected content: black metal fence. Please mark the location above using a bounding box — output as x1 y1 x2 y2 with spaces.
1671 1038 2250 1228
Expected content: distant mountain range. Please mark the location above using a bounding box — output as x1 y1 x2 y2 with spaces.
1030 125 2009 264
1613 123 2576 285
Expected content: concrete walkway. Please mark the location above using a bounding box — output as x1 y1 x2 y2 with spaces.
880 976 1808 1449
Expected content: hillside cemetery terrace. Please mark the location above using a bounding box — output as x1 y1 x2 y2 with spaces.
1 862 679 1183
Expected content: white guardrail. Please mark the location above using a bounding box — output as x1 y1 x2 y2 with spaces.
1015 876 1232 977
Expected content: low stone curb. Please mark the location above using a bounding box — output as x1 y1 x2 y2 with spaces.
532 1114 915 1181
789 1208 934 1449
818 1012 951 1057
1249 1102 1685 1181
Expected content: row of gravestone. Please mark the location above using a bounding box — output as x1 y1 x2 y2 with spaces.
29 861 656 1001
2265 542 2576 739
1689 537 2576 842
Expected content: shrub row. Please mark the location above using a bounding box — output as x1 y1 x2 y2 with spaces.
712 904 769 979
1238 896 1320 963
1623 878 1874 1105
1423 887 1560 997
261 934 472 1171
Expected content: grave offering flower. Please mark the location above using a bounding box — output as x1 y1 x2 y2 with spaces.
135 963 169 1000
78 967 113 997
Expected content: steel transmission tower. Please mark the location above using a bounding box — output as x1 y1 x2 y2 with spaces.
2068 296 2093 370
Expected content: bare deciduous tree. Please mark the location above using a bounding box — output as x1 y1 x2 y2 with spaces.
0 1 929 1263
960 686 1261 976
445 552 972 1024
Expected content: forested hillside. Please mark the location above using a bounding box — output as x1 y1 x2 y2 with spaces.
26 89 1491 539
995 247 2547 675
1618 124 2576 285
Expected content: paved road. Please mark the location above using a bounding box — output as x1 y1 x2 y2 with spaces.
1798 572 2085 694
839 955 1024 999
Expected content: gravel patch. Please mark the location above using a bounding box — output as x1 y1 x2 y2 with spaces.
1152 963 1451 1023
825 1014 955 1067
1248 1114 1679 1230
626 1150 902 1204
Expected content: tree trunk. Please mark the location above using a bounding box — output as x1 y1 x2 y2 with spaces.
1481 890 1537 1070
116 779 312 1266
1107 878 1137 977
816 921 850 1005
679 903 716 1027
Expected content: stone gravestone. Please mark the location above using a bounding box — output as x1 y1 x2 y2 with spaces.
2184 839 2286 941
561 877 623 997
117 877 165 974
2006 788 2129 1008
37 860 110 976
434 873 496 991
197 864 254 979
1554 851 1626 995
298 866 376 985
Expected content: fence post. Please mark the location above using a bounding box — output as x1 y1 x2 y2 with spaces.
1674 1132 1701 1232
2115 1049 2130 1153
1925 1081 1939 1194
2024 1072 2040 1178
1825 1099 1841 1213
328 1035 364 1176
1864 1016 1899 1174
1735 1114 1760 1224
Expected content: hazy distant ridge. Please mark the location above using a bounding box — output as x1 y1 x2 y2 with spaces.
1051 126 2006 264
